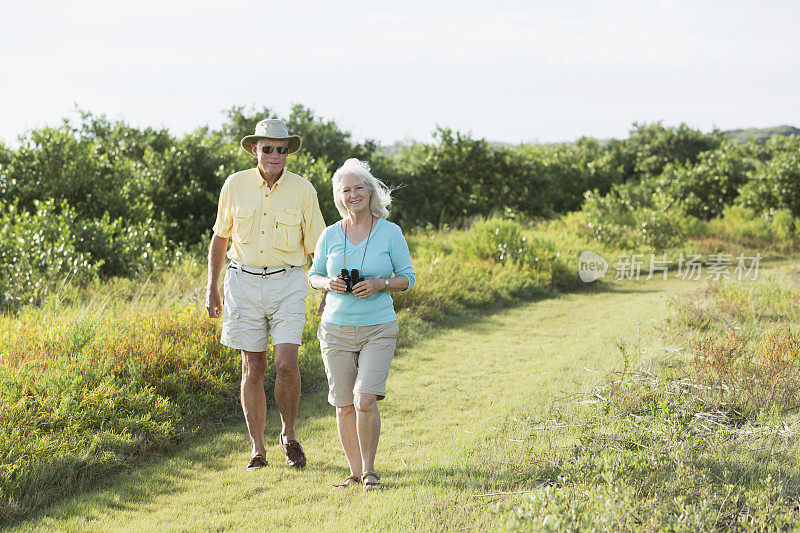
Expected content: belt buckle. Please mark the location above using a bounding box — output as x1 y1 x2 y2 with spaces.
262 266 269 278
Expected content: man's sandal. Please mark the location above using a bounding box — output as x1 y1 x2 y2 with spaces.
332 474 361 490
279 434 307 468
246 454 267 471
362 471 382 491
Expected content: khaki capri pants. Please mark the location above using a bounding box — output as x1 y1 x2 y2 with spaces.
317 320 400 407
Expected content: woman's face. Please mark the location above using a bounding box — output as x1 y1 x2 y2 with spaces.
339 173 370 216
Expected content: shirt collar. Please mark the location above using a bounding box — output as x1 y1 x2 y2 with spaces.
254 167 286 190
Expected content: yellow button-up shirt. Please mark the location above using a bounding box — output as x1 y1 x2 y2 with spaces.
212 168 326 267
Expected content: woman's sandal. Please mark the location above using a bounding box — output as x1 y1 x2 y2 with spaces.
332 474 361 490
362 471 382 491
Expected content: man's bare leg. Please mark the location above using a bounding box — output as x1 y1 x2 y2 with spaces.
241 350 268 457
273 343 301 441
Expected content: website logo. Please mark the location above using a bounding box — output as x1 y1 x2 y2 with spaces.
578 251 608 283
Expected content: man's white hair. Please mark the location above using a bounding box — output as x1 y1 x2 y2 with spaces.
331 158 392 220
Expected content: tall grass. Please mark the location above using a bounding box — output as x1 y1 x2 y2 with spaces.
669 269 800 333
0 218 577 523
0 306 240 520
701 206 800 255
665 267 800 415
0 264 318 521
498 368 800 531
397 220 576 321
496 263 800 530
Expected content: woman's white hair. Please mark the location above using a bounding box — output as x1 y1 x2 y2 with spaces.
331 158 392 220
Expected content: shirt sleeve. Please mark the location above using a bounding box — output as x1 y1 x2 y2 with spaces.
388 224 415 290
301 187 326 256
307 227 329 290
212 179 233 238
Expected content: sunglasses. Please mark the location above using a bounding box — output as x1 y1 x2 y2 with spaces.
261 145 289 154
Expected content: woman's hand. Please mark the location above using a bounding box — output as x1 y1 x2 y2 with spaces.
352 278 383 299
327 276 348 294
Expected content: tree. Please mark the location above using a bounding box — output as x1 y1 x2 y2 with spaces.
605 122 725 183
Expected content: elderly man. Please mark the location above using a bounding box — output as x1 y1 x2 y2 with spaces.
206 119 325 470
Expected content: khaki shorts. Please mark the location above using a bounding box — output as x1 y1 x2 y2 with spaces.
318 321 400 407
221 263 308 352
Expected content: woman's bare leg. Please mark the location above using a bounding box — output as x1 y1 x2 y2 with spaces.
336 404 363 481
354 393 380 474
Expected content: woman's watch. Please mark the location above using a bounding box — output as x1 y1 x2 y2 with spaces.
382 278 390 290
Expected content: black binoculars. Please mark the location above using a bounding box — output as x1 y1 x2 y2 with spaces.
339 268 365 292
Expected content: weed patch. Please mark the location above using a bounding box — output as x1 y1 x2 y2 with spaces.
496 368 800 531
496 265 800 531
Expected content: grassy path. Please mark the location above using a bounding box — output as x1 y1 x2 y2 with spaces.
11 274 692 531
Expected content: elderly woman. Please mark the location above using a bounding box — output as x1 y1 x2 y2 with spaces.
308 158 415 491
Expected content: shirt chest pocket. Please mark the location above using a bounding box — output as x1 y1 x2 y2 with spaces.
274 208 302 251
231 206 256 244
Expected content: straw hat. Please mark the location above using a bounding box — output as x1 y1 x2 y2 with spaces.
240 119 302 156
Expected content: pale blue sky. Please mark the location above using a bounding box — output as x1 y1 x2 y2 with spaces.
1 0 798 146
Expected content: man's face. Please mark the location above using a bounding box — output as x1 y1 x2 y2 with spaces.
254 139 289 176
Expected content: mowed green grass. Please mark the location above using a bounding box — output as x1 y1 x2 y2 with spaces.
9 272 704 532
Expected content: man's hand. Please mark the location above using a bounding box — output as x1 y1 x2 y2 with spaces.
206 234 228 319
206 287 223 318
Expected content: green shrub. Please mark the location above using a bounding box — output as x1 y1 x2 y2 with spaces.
604 122 726 184
738 149 800 218
658 142 755 219
0 200 98 309
0 197 180 308
287 151 338 225
6 109 800 268
392 253 553 321
511 138 623 214
0 124 145 222
771 209 796 241
456 218 556 266
72 213 171 277
394 218 577 320
582 187 698 250
390 128 502 227
702 205 798 253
